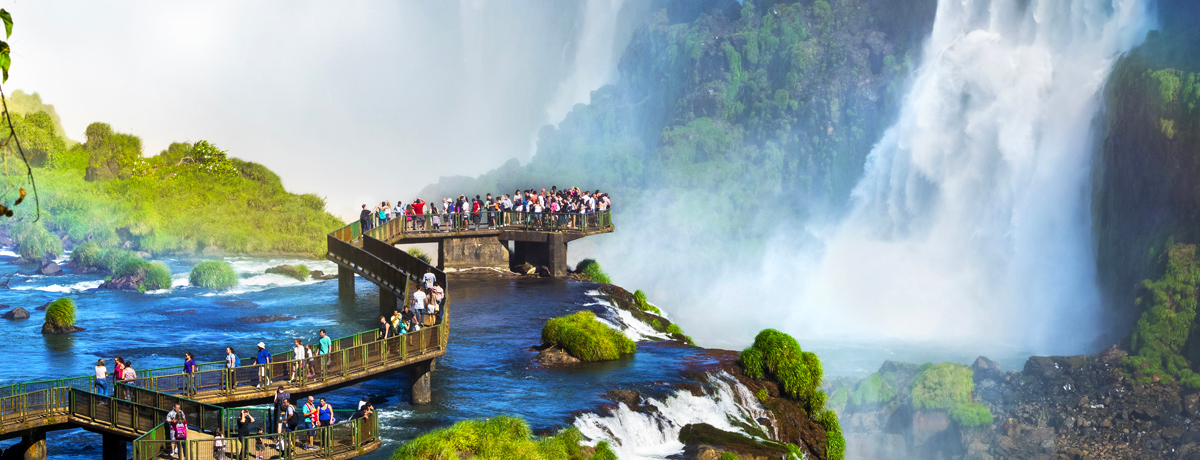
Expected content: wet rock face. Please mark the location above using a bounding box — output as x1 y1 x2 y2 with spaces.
2 307 29 320
265 265 307 282
536 346 581 366
972 355 1003 382
41 322 84 334
100 273 143 290
36 261 62 276
309 270 338 280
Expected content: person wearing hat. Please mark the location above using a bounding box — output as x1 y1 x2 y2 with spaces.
255 341 272 389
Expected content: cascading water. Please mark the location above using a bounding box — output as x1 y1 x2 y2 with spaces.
573 371 776 460
544 0 629 126
766 0 1153 354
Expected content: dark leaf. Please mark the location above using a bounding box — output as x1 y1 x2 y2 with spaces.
0 10 11 39
0 48 10 83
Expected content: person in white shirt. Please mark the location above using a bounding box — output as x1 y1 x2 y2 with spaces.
291 339 306 382
412 289 428 325
422 269 436 290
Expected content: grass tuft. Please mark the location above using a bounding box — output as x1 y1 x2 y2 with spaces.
389 415 591 460
12 220 62 261
189 260 238 290
115 258 172 291
70 241 101 268
542 310 636 362
45 297 76 327
575 259 612 284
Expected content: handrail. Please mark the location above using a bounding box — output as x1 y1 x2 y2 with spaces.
132 411 378 460
354 209 613 240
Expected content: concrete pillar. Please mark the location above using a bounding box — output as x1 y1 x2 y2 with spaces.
14 430 46 460
101 434 127 460
547 233 567 277
338 266 354 298
380 286 397 317
440 236 509 270
410 360 432 405
436 240 446 271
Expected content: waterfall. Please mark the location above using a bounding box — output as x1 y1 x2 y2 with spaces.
544 0 629 126
782 0 1151 352
573 371 775 460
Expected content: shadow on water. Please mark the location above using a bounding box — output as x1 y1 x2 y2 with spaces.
42 332 76 354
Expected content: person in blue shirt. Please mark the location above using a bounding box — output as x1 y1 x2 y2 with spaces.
255 342 272 389
318 330 332 376
183 352 196 395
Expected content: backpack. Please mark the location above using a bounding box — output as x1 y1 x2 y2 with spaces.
174 422 188 439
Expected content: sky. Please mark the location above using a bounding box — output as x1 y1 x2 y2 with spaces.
5 1 635 219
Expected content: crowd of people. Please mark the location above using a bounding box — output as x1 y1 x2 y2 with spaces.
379 269 445 338
359 186 612 233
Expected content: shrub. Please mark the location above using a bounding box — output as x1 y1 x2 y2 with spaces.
115 258 172 291
541 311 636 361
407 248 432 265
591 441 618 460
189 261 238 290
949 402 993 427
850 372 896 407
755 388 769 403
738 329 823 408
389 415 589 460
45 297 76 327
71 241 101 268
294 264 311 280
1126 243 1200 387
818 409 845 460
910 363 974 411
12 220 63 261
719 453 740 460
97 247 136 272
575 259 612 284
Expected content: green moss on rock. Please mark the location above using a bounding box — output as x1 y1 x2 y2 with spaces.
189 260 238 290
45 297 76 327
911 362 974 411
542 311 636 362
389 415 590 460
70 241 101 268
12 220 62 261
576 259 612 284
115 258 172 291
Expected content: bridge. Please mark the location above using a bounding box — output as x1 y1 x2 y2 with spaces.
0 218 450 459
333 209 614 277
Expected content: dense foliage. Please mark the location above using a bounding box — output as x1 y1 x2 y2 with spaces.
849 372 894 408
575 259 611 284
189 260 238 291
910 363 974 411
738 328 842 460
407 248 431 265
541 310 636 361
69 241 100 267
96 247 135 272
115 258 172 292
11 219 61 260
389 415 603 460
1124 243 1200 387
0 102 343 258
44 297 75 327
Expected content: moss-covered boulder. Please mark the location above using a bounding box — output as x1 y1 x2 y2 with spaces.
189 260 238 290
541 311 636 362
101 258 171 292
12 220 63 262
389 415 598 460
41 298 83 334
266 264 309 282
573 259 611 284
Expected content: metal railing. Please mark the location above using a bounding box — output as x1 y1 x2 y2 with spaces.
133 409 376 460
355 208 613 240
0 387 69 427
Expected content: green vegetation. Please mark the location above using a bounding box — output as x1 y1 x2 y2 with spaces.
591 441 617 460
0 103 343 258
575 259 611 284
719 453 740 460
189 261 238 290
11 220 62 260
1124 243 1200 387
97 247 135 272
738 329 842 460
115 258 172 291
850 372 895 408
266 264 309 282
949 402 994 428
407 248 431 265
910 363 974 411
45 297 75 327
389 415 604 460
755 388 768 403
633 289 661 315
294 264 310 280
70 241 100 267
541 310 636 362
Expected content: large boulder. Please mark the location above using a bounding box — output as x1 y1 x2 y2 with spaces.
100 273 143 290
41 322 84 334
2 307 29 320
36 261 62 276
536 345 581 366
309 270 338 280
265 265 307 282
971 355 1003 382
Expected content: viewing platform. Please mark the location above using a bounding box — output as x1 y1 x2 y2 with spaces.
330 209 614 277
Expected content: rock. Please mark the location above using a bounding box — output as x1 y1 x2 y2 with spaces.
135 251 151 259
1185 393 1200 418
36 261 62 276
911 410 950 447
309 270 338 280
41 322 84 334
0 236 13 247
163 309 197 315
536 265 551 277
679 444 736 460
515 262 536 275
241 314 297 324
536 346 581 366
216 299 259 309
34 301 50 311
100 273 143 290
265 265 307 282
971 355 1003 381
677 423 789 459
1163 427 1184 438
2 307 29 320
81 266 98 274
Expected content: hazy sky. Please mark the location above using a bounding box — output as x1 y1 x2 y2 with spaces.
6 1 634 218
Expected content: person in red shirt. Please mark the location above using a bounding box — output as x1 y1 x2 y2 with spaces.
413 198 426 231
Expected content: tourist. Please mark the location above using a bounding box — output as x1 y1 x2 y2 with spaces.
351 403 374 421
413 198 426 231
236 409 255 456
225 347 238 369
358 396 369 410
274 386 290 434
318 397 334 426
183 352 196 394
255 342 271 389
422 268 435 290
378 315 391 340
431 202 442 230
213 429 228 460
305 344 317 378
291 339 305 382
318 329 332 356
166 403 182 457
94 359 107 396
412 287 427 325
121 360 137 399
359 204 371 232
431 282 445 313
301 395 319 450
378 201 389 227
391 310 403 335
113 357 124 387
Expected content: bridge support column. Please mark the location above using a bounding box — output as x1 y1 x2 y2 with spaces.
102 434 127 460
7 430 47 460
410 359 433 405
547 233 567 277
440 236 509 271
380 286 397 317
511 236 568 277
338 266 354 298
